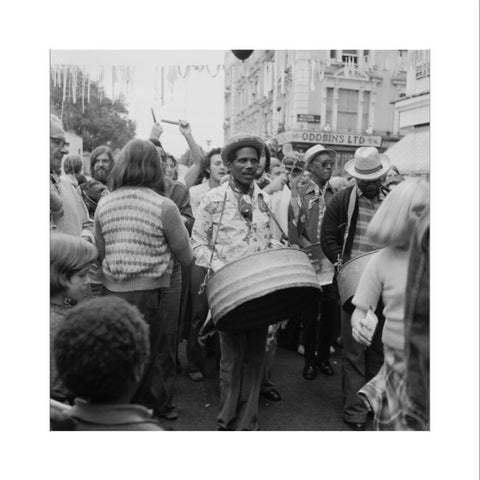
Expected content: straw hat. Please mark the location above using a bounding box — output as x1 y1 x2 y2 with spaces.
221 133 265 163
303 144 337 169
344 147 390 180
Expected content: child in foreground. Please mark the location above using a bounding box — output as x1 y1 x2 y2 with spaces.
52 296 164 431
50 233 98 402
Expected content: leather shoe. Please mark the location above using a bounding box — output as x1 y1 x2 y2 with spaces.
318 361 334 376
157 406 179 421
188 371 204 382
260 389 282 402
303 364 317 380
344 420 366 431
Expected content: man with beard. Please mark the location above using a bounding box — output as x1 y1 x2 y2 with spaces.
321 146 390 431
77 146 113 218
90 146 115 185
50 114 93 241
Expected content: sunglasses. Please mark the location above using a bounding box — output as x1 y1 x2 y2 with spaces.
50 137 70 148
310 160 334 168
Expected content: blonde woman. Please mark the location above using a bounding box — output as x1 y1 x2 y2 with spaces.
351 179 429 430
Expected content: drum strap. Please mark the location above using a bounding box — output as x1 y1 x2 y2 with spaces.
199 189 228 294
258 193 290 245
338 185 357 268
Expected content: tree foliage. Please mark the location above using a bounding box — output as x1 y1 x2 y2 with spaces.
50 71 136 152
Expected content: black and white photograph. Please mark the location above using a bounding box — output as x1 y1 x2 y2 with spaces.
2 1 479 480
49 48 432 433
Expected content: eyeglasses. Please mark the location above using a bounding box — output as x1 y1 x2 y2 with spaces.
310 160 334 168
50 137 70 148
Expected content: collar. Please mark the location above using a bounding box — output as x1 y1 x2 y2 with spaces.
304 179 333 196
357 185 388 201
68 398 155 425
227 176 263 200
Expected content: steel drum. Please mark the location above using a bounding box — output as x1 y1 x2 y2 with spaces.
336 250 380 307
206 248 321 333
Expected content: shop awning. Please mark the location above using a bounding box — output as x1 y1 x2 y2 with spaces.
384 125 430 175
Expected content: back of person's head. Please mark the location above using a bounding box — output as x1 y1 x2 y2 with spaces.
54 296 150 403
50 233 98 296
109 139 165 194
90 145 114 171
62 154 83 175
367 179 429 249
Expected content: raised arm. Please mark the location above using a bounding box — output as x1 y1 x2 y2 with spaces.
179 121 204 189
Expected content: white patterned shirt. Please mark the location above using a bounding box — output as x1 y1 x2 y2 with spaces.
191 181 279 271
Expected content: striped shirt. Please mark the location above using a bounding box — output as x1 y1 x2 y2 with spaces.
350 190 385 258
94 186 192 292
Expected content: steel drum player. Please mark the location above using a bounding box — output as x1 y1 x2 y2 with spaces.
191 133 282 431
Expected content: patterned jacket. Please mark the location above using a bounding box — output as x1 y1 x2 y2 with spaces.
191 181 279 272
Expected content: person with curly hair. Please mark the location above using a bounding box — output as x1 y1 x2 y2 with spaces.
53 296 164 430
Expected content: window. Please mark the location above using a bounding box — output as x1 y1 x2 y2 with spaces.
342 50 358 64
325 87 334 125
416 62 430 79
330 50 337 59
337 88 358 131
362 91 370 131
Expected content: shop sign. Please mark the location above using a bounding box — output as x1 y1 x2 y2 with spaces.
282 143 293 154
297 114 321 123
274 130 382 147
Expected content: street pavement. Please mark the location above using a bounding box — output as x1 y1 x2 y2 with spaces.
157 341 374 431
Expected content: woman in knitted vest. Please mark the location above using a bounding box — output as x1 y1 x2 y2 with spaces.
93 139 193 416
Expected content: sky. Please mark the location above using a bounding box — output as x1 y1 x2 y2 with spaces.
51 50 226 157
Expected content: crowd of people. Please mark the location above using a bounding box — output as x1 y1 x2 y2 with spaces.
50 112 430 431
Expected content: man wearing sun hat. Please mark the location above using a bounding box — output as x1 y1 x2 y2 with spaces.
320 146 390 431
288 144 340 382
191 133 281 431
50 114 94 242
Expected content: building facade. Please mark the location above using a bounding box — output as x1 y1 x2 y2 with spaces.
224 50 409 172
386 50 430 176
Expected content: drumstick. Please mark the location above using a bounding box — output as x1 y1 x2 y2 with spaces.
161 119 180 125
151 108 157 123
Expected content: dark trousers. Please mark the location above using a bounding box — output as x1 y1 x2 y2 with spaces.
341 302 385 423
217 326 268 431
104 288 165 411
186 264 209 374
260 333 277 394
158 262 182 413
303 286 338 366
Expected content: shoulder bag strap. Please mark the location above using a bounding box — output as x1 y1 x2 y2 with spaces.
338 185 357 268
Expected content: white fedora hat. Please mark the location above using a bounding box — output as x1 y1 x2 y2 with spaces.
344 147 390 180
304 144 337 169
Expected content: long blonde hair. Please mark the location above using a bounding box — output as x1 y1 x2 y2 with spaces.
367 179 429 249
